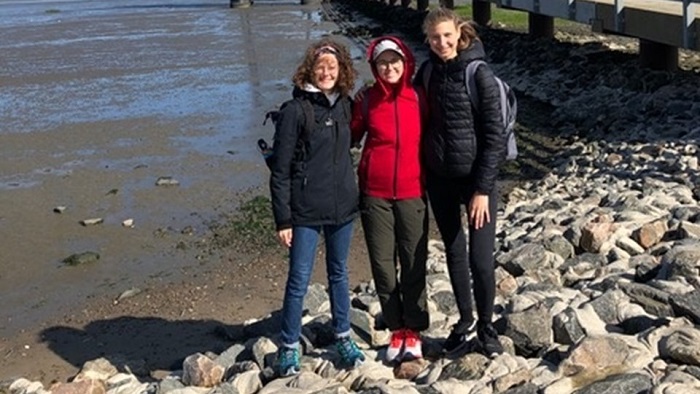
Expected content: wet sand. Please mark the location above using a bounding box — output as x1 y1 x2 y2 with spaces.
0 0 371 361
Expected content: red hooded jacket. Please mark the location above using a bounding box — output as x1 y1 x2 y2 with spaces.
351 37 424 200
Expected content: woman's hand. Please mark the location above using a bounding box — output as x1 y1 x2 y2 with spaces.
468 193 490 230
277 229 293 248
354 83 371 104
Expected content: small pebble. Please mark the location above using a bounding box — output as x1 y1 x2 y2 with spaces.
53 206 66 214
156 177 179 186
115 287 142 303
80 218 103 226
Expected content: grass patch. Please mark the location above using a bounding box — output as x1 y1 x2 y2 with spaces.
454 4 580 31
211 195 282 255
230 195 279 249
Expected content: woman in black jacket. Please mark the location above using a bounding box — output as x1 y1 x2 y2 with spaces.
415 7 506 358
269 38 364 376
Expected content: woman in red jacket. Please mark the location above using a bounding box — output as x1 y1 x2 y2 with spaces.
351 36 428 364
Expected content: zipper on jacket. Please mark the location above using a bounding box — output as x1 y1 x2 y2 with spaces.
393 96 400 199
441 72 448 133
333 110 339 220
334 117 340 165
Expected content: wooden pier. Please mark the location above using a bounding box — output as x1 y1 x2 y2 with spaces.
475 0 699 70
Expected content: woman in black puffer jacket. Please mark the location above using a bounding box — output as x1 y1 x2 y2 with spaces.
414 7 506 358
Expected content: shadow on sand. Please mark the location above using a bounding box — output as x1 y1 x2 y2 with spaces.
39 311 283 375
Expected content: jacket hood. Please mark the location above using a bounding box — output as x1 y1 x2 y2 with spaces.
292 85 338 107
367 36 415 96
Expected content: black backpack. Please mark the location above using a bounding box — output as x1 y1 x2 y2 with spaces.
258 97 351 169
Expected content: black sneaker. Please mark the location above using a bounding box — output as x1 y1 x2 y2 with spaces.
442 320 476 354
477 322 504 358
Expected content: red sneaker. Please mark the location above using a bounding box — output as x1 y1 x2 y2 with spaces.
403 329 423 360
385 329 405 362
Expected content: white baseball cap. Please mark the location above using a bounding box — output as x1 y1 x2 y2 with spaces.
372 39 405 61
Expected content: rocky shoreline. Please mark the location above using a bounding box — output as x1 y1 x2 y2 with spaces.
5 1 700 393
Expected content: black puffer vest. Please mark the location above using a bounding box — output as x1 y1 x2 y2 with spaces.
417 41 505 194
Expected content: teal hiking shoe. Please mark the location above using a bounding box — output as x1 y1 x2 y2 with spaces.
336 336 365 368
276 346 300 377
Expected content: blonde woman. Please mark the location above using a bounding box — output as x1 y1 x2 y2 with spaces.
415 8 506 357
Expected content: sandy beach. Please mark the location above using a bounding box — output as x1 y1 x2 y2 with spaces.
0 0 374 383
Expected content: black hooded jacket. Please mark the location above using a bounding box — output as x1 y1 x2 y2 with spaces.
414 41 505 194
269 86 359 230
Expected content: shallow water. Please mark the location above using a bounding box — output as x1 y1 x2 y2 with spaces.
0 0 369 337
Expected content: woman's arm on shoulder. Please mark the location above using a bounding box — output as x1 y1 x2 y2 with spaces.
413 61 428 94
350 85 371 144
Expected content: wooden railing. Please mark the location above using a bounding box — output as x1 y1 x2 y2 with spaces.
487 0 698 50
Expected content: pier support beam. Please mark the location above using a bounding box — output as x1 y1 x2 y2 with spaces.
229 0 250 7
417 0 429 11
441 0 455 9
401 0 411 7
639 39 678 71
473 1 491 26
529 13 554 39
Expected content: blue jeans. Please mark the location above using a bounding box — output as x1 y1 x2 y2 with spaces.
280 220 354 347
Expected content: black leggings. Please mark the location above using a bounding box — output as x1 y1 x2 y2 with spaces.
426 172 497 324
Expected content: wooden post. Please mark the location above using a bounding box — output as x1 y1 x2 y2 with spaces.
417 0 429 11
639 39 678 71
528 13 554 39
472 0 491 26
230 0 250 7
441 0 455 9
401 0 411 7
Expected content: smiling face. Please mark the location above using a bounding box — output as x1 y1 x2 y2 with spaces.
313 53 339 94
427 20 460 61
374 50 404 85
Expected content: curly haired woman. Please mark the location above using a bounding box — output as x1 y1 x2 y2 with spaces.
269 38 364 376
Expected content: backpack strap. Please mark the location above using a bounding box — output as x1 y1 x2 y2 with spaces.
287 98 314 163
465 60 511 130
464 59 486 111
295 97 316 141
